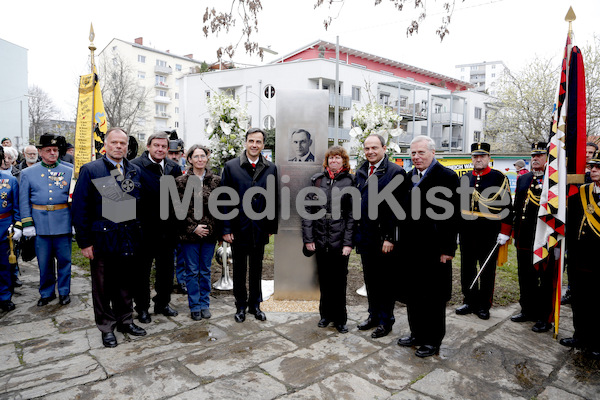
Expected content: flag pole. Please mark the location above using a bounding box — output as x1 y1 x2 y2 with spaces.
89 23 96 161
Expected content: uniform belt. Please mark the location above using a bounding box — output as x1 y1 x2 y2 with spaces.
461 210 503 220
32 203 69 211
0 211 12 219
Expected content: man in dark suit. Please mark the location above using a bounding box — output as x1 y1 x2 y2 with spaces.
131 132 182 323
355 134 407 339
396 135 459 358
221 127 278 323
288 129 315 162
72 127 146 348
511 142 555 333
456 142 513 320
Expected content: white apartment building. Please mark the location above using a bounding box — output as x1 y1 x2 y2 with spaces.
98 37 206 142
0 38 29 150
180 40 495 153
455 61 507 97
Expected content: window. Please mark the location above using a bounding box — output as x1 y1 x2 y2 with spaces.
138 71 146 79
492 65 496 69
352 86 361 101
379 92 390 105
112 58 118 66
175 121 179 128
175 107 179 114
263 115 275 130
138 55 146 63
155 104 167 114
175 64 182 71
461 76 465 81
461 67 465 72
157 90 167 97
398 96 408 108
204 118 209 128
434 103 443 113
475 107 482 119
205 91 211 99
112 46 117 51
264 85 275 99
474 131 481 142
175 92 179 99
155 75 167 86
491 73 496 78
470 66 478 70
156 59 167 67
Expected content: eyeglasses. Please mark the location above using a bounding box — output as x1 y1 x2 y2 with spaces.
191 155 208 160
25 152 37 156
589 164 600 170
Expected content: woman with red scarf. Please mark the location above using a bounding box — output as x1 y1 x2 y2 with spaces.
301 146 355 333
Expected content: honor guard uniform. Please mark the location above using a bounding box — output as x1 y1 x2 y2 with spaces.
20 133 73 307
457 142 513 320
511 142 555 332
0 147 22 312
561 153 600 359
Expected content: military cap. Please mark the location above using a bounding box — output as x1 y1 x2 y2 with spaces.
587 151 600 167
471 142 491 155
168 139 184 153
36 133 60 149
531 142 547 155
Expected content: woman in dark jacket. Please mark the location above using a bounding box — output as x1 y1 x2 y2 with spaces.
301 146 355 333
175 145 220 321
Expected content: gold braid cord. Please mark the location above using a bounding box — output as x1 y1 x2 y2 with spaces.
579 184 600 239
471 177 511 213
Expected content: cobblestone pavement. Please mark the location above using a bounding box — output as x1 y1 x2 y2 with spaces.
0 260 599 399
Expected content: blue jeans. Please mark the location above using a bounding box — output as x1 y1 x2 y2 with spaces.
35 235 72 298
174 244 186 286
182 242 215 312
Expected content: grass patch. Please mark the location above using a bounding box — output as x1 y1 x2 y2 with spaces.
71 242 90 273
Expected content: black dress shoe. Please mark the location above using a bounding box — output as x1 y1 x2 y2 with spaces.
154 305 178 317
59 294 71 306
102 332 118 348
371 325 392 339
248 308 266 321
117 323 147 336
397 336 421 347
234 308 246 323
37 293 56 306
532 321 552 333
510 313 532 323
318 318 331 328
455 304 474 315
201 309 211 319
476 309 490 320
138 310 152 324
585 350 600 360
335 324 348 333
415 344 439 358
559 337 581 348
191 311 202 321
0 300 15 312
178 283 188 294
357 318 377 331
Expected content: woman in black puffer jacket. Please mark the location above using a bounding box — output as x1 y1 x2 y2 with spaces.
302 146 355 333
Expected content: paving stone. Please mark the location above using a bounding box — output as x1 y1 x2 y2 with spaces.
21 330 91 366
91 323 229 375
0 319 58 345
273 315 335 346
551 353 600 399
388 389 438 400
411 368 527 400
54 308 96 333
349 345 439 390
44 358 200 400
0 343 21 373
0 354 106 399
537 386 587 400
280 372 390 399
171 370 287 400
261 332 381 388
183 330 297 379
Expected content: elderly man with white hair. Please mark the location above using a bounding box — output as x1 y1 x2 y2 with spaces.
1 146 20 181
20 146 39 170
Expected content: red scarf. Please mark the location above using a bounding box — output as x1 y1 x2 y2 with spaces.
326 166 348 179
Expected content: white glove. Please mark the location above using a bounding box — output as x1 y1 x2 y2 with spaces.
23 226 36 237
72 226 76 235
12 229 22 241
497 233 510 245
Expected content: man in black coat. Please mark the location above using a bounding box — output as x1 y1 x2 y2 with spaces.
130 132 182 323
72 127 147 348
456 142 513 320
511 142 555 333
355 134 408 339
220 128 278 323
397 135 459 358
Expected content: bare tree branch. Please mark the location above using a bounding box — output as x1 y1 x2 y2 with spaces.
28 85 57 142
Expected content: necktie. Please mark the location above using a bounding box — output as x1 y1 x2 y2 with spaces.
369 165 375 176
418 171 422 180
116 163 123 175
252 162 256 168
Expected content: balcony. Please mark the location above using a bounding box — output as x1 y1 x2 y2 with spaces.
432 112 464 125
154 65 172 75
328 93 352 110
154 96 172 104
155 112 171 119
328 127 351 141
155 81 170 89
394 103 428 121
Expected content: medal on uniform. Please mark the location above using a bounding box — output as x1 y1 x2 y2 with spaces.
0 192 7 200
1 201 6 208
587 203 595 214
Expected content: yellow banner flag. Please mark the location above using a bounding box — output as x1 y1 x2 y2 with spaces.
74 73 95 177
92 66 107 156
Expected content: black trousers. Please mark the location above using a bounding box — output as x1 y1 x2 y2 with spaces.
360 249 396 326
516 248 556 321
316 248 349 325
91 255 135 333
460 232 498 311
134 239 175 312
569 267 600 352
406 300 446 347
232 243 265 310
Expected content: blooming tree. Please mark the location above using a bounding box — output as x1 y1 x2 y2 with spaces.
349 102 403 165
206 93 249 170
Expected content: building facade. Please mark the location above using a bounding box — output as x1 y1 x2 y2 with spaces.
0 38 29 151
455 61 507 97
180 40 495 154
98 37 206 143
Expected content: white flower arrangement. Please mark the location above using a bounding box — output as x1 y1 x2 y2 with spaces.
349 102 403 165
206 93 249 170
